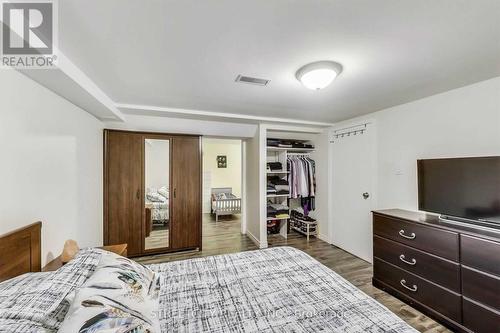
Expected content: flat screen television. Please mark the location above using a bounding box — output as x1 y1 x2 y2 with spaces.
418 156 500 226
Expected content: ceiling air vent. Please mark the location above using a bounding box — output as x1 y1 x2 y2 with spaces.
235 75 270 86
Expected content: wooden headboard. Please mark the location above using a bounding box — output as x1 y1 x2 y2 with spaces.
0 222 41 282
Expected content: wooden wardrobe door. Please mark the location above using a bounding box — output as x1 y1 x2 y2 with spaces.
171 136 201 250
104 131 143 256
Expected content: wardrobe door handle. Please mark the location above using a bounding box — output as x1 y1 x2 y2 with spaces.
136 189 140 200
399 229 416 240
173 188 176 198
399 254 416 266
400 279 417 292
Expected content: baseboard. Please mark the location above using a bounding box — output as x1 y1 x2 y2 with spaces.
246 230 260 248
317 233 330 243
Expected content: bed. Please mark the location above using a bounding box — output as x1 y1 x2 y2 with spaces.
211 187 241 222
146 187 169 225
0 223 418 333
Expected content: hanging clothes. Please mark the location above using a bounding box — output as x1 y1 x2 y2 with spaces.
287 155 316 199
308 158 316 197
301 197 315 215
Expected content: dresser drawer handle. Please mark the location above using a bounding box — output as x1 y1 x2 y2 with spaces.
399 254 416 266
399 230 416 240
400 279 418 292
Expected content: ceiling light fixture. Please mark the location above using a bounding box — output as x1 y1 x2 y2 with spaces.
296 61 343 90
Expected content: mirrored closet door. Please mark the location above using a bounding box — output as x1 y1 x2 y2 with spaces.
144 137 171 251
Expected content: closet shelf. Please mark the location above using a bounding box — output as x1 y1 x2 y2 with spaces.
290 219 317 225
267 216 290 221
291 226 317 237
266 147 315 152
266 171 289 174
267 194 290 198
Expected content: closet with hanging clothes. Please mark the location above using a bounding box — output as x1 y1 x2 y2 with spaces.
287 152 318 239
265 134 319 241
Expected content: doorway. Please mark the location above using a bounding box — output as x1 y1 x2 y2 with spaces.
202 138 243 245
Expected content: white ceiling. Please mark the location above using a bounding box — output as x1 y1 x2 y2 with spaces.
58 0 500 123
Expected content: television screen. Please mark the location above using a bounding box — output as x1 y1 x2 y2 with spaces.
418 156 500 223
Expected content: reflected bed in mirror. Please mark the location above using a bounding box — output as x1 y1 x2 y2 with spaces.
144 138 170 250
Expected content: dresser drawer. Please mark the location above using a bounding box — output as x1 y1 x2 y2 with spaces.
373 214 459 261
373 258 461 321
462 266 500 310
373 235 460 292
463 298 500 333
461 235 500 277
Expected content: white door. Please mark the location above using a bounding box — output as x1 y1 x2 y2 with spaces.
330 123 376 263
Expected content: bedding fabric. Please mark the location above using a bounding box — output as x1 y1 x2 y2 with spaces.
214 193 237 200
146 188 169 222
146 192 164 203
157 186 169 199
150 203 169 222
58 250 161 333
0 248 102 332
0 273 57 333
149 247 418 333
0 319 51 333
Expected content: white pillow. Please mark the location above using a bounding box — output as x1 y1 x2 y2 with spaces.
58 250 160 333
216 193 227 200
157 186 169 199
146 192 164 203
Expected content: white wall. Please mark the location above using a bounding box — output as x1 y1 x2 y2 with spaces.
332 76 500 211
145 139 170 190
202 138 242 213
374 76 500 210
202 138 242 196
328 77 500 257
0 70 103 265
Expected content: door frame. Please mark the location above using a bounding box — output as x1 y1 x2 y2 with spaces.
241 141 247 235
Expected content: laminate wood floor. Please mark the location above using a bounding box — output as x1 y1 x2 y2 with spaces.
136 214 451 333
145 227 169 250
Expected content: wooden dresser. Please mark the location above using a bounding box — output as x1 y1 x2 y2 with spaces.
372 209 500 333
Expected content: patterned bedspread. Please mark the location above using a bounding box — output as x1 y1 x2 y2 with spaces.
147 200 169 221
0 249 102 333
149 247 417 333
